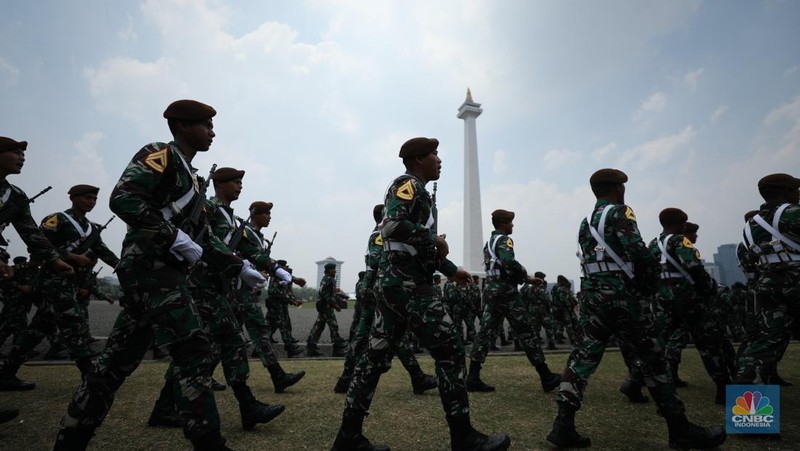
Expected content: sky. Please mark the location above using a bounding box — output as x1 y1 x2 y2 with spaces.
1 0 798 291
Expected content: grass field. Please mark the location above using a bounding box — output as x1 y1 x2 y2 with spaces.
0 344 797 450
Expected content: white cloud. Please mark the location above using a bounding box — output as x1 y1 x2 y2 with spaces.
492 150 508 174
633 91 667 120
710 105 728 123
617 125 696 171
591 142 617 162
762 96 800 160
543 148 582 170
683 68 704 90
0 56 20 86
118 13 137 42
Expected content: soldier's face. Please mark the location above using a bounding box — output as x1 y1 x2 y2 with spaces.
0 148 25 175
789 188 800 204
182 119 215 152
252 211 271 228
499 220 514 235
216 178 242 202
418 151 441 182
72 193 97 214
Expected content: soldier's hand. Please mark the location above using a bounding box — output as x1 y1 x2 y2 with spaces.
449 268 472 285
69 252 95 267
53 258 75 276
529 276 544 285
0 261 12 279
292 277 307 287
436 234 450 259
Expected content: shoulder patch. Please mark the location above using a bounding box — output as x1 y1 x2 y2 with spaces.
624 206 637 221
42 214 59 229
143 147 169 173
506 238 514 248
396 179 415 201
682 237 695 249
374 234 383 245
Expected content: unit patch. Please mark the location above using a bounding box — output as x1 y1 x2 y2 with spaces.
396 179 415 201
625 206 637 221
143 148 169 173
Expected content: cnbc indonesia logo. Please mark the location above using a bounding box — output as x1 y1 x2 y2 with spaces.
729 390 777 432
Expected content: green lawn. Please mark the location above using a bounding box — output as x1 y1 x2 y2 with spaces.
1 344 797 450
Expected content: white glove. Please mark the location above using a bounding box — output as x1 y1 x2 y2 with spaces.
170 229 203 265
240 260 267 289
274 267 293 286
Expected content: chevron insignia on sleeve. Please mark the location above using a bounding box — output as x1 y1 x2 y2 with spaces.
143 147 169 173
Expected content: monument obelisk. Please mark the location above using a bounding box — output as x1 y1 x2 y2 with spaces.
457 88 484 274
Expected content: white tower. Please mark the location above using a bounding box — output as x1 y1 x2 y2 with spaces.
457 88 484 274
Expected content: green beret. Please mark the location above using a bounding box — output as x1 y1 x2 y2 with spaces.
163 99 216 121
491 209 515 223
211 167 245 182
744 210 759 221
250 201 273 214
276 259 287 266
324 263 337 270
534 271 546 279
758 173 800 190
68 184 100 196
399 137 438 158
589 168 628 185
683 221 699 234
659 208 688 226
0 137 27 153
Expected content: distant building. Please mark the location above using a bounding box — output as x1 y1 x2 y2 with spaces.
315 257 343 289
713 244 746 286
702 260 722 285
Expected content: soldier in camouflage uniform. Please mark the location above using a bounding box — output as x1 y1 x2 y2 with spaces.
332 137 509 451
307 263 347 357
465 275 481 342
467 209 561 394
52 101 275 450
546 169 725 450
653 210 732 404
333 204 437 395
443 278 473 344
735 173 800 385
74 266 115 344
0 137 75 391
523 271 557 350
265 259 302 350
349 271 367 341
551 275 578 345
0 256 37 347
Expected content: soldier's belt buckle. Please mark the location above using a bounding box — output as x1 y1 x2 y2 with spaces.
769 239 782 247
594 246 605 252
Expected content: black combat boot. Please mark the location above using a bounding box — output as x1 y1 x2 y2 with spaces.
53 427 95 451
714 382 728 405
410 371 438 395
332 341 348 358
534 362 562 392
211 377 227 391
466 360 495 392
148 380 182 428
306 344 323 357
620 377 649 403
286 344 305 358
447 415 511 451
547 341 557 351
76 357 95 377
546 402 591 448
665 413 726 449
333 376 351 394
671 362 688 388
267 363 306 393
231 382 285 430
0 362 35 391
0 408 19 424
330 408 390 451
190 430 234 451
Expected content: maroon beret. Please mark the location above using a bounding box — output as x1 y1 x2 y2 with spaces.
163 99 216 121
758 173 800 190
399 137 439 158
491 209 515 223
68 184 100 196
683 221 699 234
589 168 628 185
744 210 759 222
249 201 273 214
0 137 28 153
211 167 245 182
659 208 688 226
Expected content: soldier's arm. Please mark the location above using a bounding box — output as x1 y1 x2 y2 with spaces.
495 235 527 281
12 201 59 264
612 205 659 270
90 235 120 268
381 178 436 251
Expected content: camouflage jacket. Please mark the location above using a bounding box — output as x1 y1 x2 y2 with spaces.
484 229 527 290
0 180 59 263
40 207 119 268
379 172 457 286
318 274 336 307
443 280 467 306
364 228 383 290
355 278 367 302
266 276 292 304
736 241 758 284
208 197 273 271
110 141 239 273
579 199 659 293
648 232 713 299
551 285 574 310
742 201 800 283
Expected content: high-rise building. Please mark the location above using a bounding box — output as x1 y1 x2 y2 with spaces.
315 257 343 289
712 244 746 286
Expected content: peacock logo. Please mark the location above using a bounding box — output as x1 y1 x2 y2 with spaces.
732 391 773 416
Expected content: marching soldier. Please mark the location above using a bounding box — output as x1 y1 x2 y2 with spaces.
467 209 561 393
546 168 725 450
0 256 36 347
307 263 347 357
265 259 303 352
331 137 509 451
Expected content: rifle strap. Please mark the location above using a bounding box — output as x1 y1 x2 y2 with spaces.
0 188 11 206
160 149 199 221
218 206 236 244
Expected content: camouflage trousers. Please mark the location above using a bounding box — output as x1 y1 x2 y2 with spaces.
558 280 684 417
551 304 578 344
348 298 364 341
60 266 219 443
528 303 555 345
735 279 799 384
445 297 476 342
470 286 545 366
346 282 469 419
3 274 93 371
307 304 344 347
234 289 277 367
0 293 31 346
341 292 424 380
265 297 294 343
662 297 732 384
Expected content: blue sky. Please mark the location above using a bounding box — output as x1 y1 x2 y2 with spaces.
1 0 798 290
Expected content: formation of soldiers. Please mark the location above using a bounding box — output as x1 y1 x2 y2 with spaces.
0 99 796 450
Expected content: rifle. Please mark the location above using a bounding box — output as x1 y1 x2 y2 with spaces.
71 215 115 254
0 185 52 246
266 231 277 253
431 181 438 234
179 164 216 242
227 213 251 251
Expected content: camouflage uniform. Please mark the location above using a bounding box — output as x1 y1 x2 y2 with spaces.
307 272 345 351
557 200 684 416
522 282 555 348
550 284 578 345
57 141 238 447
265 277 296 344
0 260 38 346
735 201 800 383
651 233 732 389
443 280 472 343
349 276 367 341
464 283 480 341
